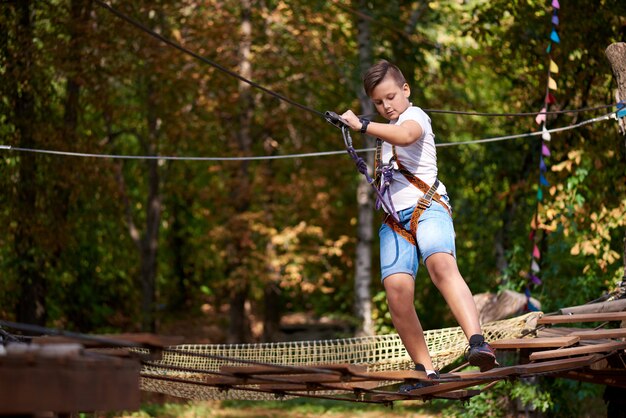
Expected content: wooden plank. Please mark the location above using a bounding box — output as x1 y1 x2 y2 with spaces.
529 341 626 361
371 379 486 402
490 336 579 349
568 328 626 340
252 380 382 392
556 370 626 389
432 389 481 400
220 363 367 377
34 333 184 348
204 372 372 386
353 369 429 381
0 354 140 414
515 354 602 375
444 365 518 380
559 300 626 315
537 312 626 325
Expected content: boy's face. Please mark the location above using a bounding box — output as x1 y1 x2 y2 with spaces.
370 75 411 121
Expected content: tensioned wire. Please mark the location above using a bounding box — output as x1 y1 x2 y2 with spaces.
1 2 618 161
0 112 616 161
92 0 616 119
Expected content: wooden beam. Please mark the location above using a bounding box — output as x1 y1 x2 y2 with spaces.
537 312 626 324
220 363 367 377
490 336 579 349
557 370 626 389
529 341 626 361
34 333 184 348
569 328 626 340
559 300 626 315
605 42 626 270
0 353 140 414
515 354 602 374
371 379 486 402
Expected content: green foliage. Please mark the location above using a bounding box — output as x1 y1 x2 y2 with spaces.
440 380 552 418
0 0 624 370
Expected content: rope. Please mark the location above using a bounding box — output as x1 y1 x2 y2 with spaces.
94 0 617 122
93 0 324 119
436 112 616 147
0 111 616 161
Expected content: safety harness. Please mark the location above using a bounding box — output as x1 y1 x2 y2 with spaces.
374 140 451 246
325 111 450 246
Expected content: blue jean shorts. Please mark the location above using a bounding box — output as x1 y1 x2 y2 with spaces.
379 195 456 281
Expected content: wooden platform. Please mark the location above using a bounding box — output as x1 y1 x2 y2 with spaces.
0 344 141 415
3 308 626 408
139 309 626 404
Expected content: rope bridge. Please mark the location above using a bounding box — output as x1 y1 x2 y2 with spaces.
140 312 540 400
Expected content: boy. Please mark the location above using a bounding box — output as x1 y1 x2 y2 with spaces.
340 60 497 391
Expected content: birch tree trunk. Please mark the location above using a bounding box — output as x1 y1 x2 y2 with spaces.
605 42 626 283
227 0 253 343
353 0 375 337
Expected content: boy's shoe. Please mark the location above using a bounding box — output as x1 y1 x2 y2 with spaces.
398 364 439 394
465 337 499 372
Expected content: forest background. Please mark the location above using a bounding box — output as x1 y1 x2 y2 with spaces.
1 0 626 373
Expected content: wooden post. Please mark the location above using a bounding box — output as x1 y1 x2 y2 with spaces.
605 42 626 284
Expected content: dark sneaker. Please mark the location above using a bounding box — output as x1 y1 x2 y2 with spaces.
398 365 439 394
465 340 499 372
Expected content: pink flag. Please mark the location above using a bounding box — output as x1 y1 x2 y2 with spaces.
533 245 541 259
552 0 560 9
535 107 547 125
542 143 551 157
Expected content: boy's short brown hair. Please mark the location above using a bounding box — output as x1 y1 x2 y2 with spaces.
363 60 407 97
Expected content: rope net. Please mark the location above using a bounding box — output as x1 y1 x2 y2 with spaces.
141 312 540 400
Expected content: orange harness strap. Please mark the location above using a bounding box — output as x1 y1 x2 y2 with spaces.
383 160 451 246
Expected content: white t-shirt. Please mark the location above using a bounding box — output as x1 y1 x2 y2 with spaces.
381 105 447 212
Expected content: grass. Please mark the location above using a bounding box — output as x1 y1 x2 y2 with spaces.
111 396 447 418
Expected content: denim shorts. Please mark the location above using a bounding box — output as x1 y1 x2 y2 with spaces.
379 195 456 281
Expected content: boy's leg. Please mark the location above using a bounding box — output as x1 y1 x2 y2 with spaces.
425 252 498 371
424 252 481 337
383 272 434 370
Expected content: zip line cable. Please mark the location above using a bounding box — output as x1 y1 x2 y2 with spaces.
92 0 324 119
0 2 620 161
0 112 616 161
94 0 614 120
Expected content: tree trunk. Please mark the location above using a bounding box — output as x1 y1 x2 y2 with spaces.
605 43 626 283
227 0 254 343
11 0 47 326
140 83 162 333
353 0 375 337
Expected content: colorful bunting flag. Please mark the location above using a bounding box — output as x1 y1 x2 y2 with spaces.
550 29 560 43
535 107 547 125
533 245 541 259
548 77 557 90
529 274 542 285
531 259 541 273
526 0 562 311
550 60 559 73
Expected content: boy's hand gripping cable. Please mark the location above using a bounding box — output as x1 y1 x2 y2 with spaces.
324 111 399 222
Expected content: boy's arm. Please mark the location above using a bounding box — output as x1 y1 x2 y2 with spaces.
340 110 422 146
